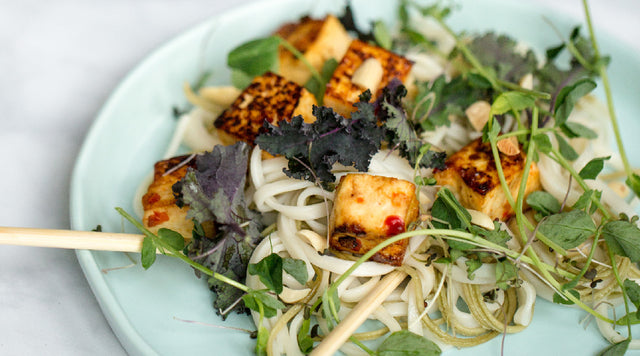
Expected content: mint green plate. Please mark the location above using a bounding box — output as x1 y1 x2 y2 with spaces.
70 0 640 355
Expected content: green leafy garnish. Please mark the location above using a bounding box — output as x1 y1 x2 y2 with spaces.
598 339 630 356
376 330 442 355
228 36 281 78
602 220 640 263
526 191 561 219
553 289 581 305
248 253 284 294
536 210 596 250
579 156 610 180
495 260 518 290
283 257 309 285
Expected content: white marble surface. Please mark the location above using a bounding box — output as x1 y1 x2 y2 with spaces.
1 0 638 355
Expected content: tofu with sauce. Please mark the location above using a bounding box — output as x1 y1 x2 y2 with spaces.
323 39 414 117
275 14 352 85
434 138 541 221
142 155 196 238
329 174 420 266
214 72 317 145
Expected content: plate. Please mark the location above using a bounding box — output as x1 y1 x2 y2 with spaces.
70 0 640 355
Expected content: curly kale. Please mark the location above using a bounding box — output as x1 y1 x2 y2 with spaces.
175 142 264 317
255 84 446 188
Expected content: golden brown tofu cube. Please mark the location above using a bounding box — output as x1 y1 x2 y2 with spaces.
434 138 541 221
214 72 317 145
142 155 196 238
329 174 420 266
275 15 352 85
323 39 414 117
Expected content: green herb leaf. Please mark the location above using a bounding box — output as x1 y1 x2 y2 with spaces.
626 173 640 198
495 260 518 290
297 309 314 354
376 330 442 355
471 222 511 248
553 289 580 305
412 75 489 132
304 58 338 104
465 258 483 280
579 156 610 180
248 253 284 294
157 228 185 251
537 210 596 250
602 220 640 263
554 78 596 126
623 279 640 318
431 188 472 231
526 191 561 218
598 338 630 356
562 121 598 139
242 290 285 319
373 20 392 49
231 69 254 89
554 132 578 161
490 91 536 116
482 117 502 143
533 133 552 154
141 236 156 269
321 288 341 327
572 189 601 214
227 36 280 77
616 313 640 326
282 257 308 286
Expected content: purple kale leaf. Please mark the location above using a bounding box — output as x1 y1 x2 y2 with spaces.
175 142 264 316
376 80 446 170
255 92 384 187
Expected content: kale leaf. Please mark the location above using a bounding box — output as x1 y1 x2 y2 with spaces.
256 83 446 188
378 80 447 170
256 94 384 187
176 142 264 316
467 32 538 84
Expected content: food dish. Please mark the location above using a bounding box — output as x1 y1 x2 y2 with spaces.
70 0 640 354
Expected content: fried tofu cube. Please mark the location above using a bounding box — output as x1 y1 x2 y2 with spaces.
275 15 352 85
323 39 414 117
329 174 420 266
142 155 196 238
214 72 317 145
434 138 541 221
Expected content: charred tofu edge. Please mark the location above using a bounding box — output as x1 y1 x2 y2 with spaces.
214 72 317 145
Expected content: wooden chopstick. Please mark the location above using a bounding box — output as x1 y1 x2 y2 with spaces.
311 269 408 356
2 225 408 354
0 226 146 253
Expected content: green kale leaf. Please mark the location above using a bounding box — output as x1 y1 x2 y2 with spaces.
467 32 538 84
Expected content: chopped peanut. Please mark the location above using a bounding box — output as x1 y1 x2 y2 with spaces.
465 100 491 132
497 136 521 156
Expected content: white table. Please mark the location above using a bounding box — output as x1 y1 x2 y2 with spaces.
1 0 638 354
